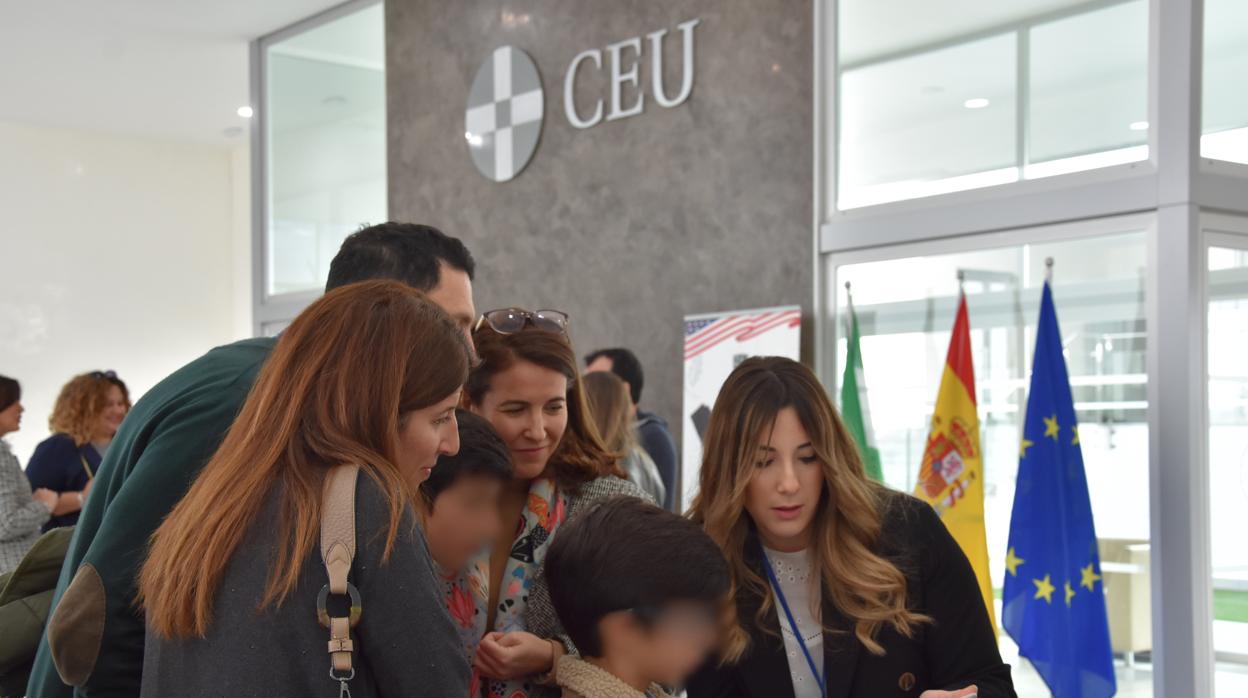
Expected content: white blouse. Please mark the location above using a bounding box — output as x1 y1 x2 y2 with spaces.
764 546 825 698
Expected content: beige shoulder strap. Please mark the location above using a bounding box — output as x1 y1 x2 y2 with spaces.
319 464 361 685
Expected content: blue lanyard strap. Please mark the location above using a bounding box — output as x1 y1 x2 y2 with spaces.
761 550 826 697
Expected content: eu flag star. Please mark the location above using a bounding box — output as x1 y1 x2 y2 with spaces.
1033 574 1056 604
1071 426 1080 445
1020 438 1035 459
1044 415 1060 440
1005 547 1024 576
1080 563 1102 592
1065 581 1076 607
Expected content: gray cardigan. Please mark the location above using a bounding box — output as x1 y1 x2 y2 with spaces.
0 439 50 575
140 473 470 697
525 475 652 697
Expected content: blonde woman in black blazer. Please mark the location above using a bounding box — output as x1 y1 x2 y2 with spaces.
687 358 1015 698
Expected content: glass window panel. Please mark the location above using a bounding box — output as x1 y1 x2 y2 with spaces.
1027 0 1149 171
265 3 386 297
835 0 1151 209
838 34 1018 210
1202 0 1248 164
1207 240 1248 695
832 230 1151 693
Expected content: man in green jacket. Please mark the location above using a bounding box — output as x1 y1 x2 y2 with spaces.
27 222 478 697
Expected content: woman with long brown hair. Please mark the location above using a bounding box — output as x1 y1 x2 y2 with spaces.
686 357 1014 698
25 370 130 529
138 281 472 697
452 308 650 698
582 370 666 505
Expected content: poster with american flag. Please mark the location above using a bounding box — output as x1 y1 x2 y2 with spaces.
680 306 802 510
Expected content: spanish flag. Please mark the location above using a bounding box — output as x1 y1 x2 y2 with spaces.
914 293 997 631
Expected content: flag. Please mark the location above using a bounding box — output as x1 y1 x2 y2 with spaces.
914 294 997 630
1003 282 1115 698
841 297 883 482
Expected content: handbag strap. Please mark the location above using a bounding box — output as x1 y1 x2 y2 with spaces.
319 465 361 696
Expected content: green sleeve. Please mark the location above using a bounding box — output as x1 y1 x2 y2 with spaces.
28 383 252 698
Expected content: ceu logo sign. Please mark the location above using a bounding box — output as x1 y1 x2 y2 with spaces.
465 46 545 183
465 19 700 183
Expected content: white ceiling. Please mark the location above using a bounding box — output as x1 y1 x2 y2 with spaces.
0 0 347 145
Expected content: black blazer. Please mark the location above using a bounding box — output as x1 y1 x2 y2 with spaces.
687 492 1016 698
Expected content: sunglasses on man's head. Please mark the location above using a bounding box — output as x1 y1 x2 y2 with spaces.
89 370 118 380
475 308 569 335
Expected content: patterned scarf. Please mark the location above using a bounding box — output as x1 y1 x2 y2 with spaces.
441 477 568 698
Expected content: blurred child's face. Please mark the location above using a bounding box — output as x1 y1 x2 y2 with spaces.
425 475 505 573
601 601 720 688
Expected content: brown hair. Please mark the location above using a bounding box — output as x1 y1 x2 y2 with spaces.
581 371 634 456
0 375 19 413
689 357 928 660
140 281 470 639
465 325 623 490
49 372 131 446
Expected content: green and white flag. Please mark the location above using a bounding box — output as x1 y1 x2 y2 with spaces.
841 294 883 482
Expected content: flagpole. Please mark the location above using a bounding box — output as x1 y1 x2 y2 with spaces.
844 281 854 337
957 269 965 297
1045 257 1054 283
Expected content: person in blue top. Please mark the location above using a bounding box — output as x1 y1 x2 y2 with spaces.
25 371 130 530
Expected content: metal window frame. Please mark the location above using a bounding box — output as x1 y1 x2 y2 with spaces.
814 0 1248 694
818 0 1248 256
249 0 385 336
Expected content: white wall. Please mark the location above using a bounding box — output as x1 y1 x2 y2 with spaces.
0 120 251 462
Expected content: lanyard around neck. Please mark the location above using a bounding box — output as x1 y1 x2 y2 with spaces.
762 549 826 697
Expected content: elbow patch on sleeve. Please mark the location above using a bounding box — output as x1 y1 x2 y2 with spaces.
48 563 106 687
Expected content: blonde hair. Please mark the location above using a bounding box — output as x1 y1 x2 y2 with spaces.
689 357 928 660
581 371 636 455
49 373 131 446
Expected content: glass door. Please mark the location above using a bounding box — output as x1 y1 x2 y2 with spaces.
1206 219 1248 695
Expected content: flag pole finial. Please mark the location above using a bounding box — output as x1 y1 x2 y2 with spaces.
957 270 966 295
1045 257 1054 282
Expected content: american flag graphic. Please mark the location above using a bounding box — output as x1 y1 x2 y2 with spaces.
684 309 802 360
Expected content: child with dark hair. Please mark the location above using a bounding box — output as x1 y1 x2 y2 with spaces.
544 497 730 698
421 409 514 695
420 409 514 575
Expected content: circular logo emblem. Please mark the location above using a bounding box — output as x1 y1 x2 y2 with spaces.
465 46 544 182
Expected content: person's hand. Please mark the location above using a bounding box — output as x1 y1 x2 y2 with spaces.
921 685 977 698
32 488 57 511
83 478 94 497
474 631 555 680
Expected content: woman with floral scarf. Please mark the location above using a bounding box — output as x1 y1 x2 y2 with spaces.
450 308 651 698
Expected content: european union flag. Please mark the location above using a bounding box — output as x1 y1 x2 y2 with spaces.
1003 281 1116 698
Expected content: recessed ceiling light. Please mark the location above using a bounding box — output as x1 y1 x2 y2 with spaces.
1129 121 1149 131
237 106 254 118
963 98 990 109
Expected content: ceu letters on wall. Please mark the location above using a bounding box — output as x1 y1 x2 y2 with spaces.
389 0 813 463
465 19 701 182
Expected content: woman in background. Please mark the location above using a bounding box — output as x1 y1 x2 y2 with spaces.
138 281 472 697
459 308 651 698
0 375 58 574
582 371 666 506
687 357 1014 698
25 371 129 529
